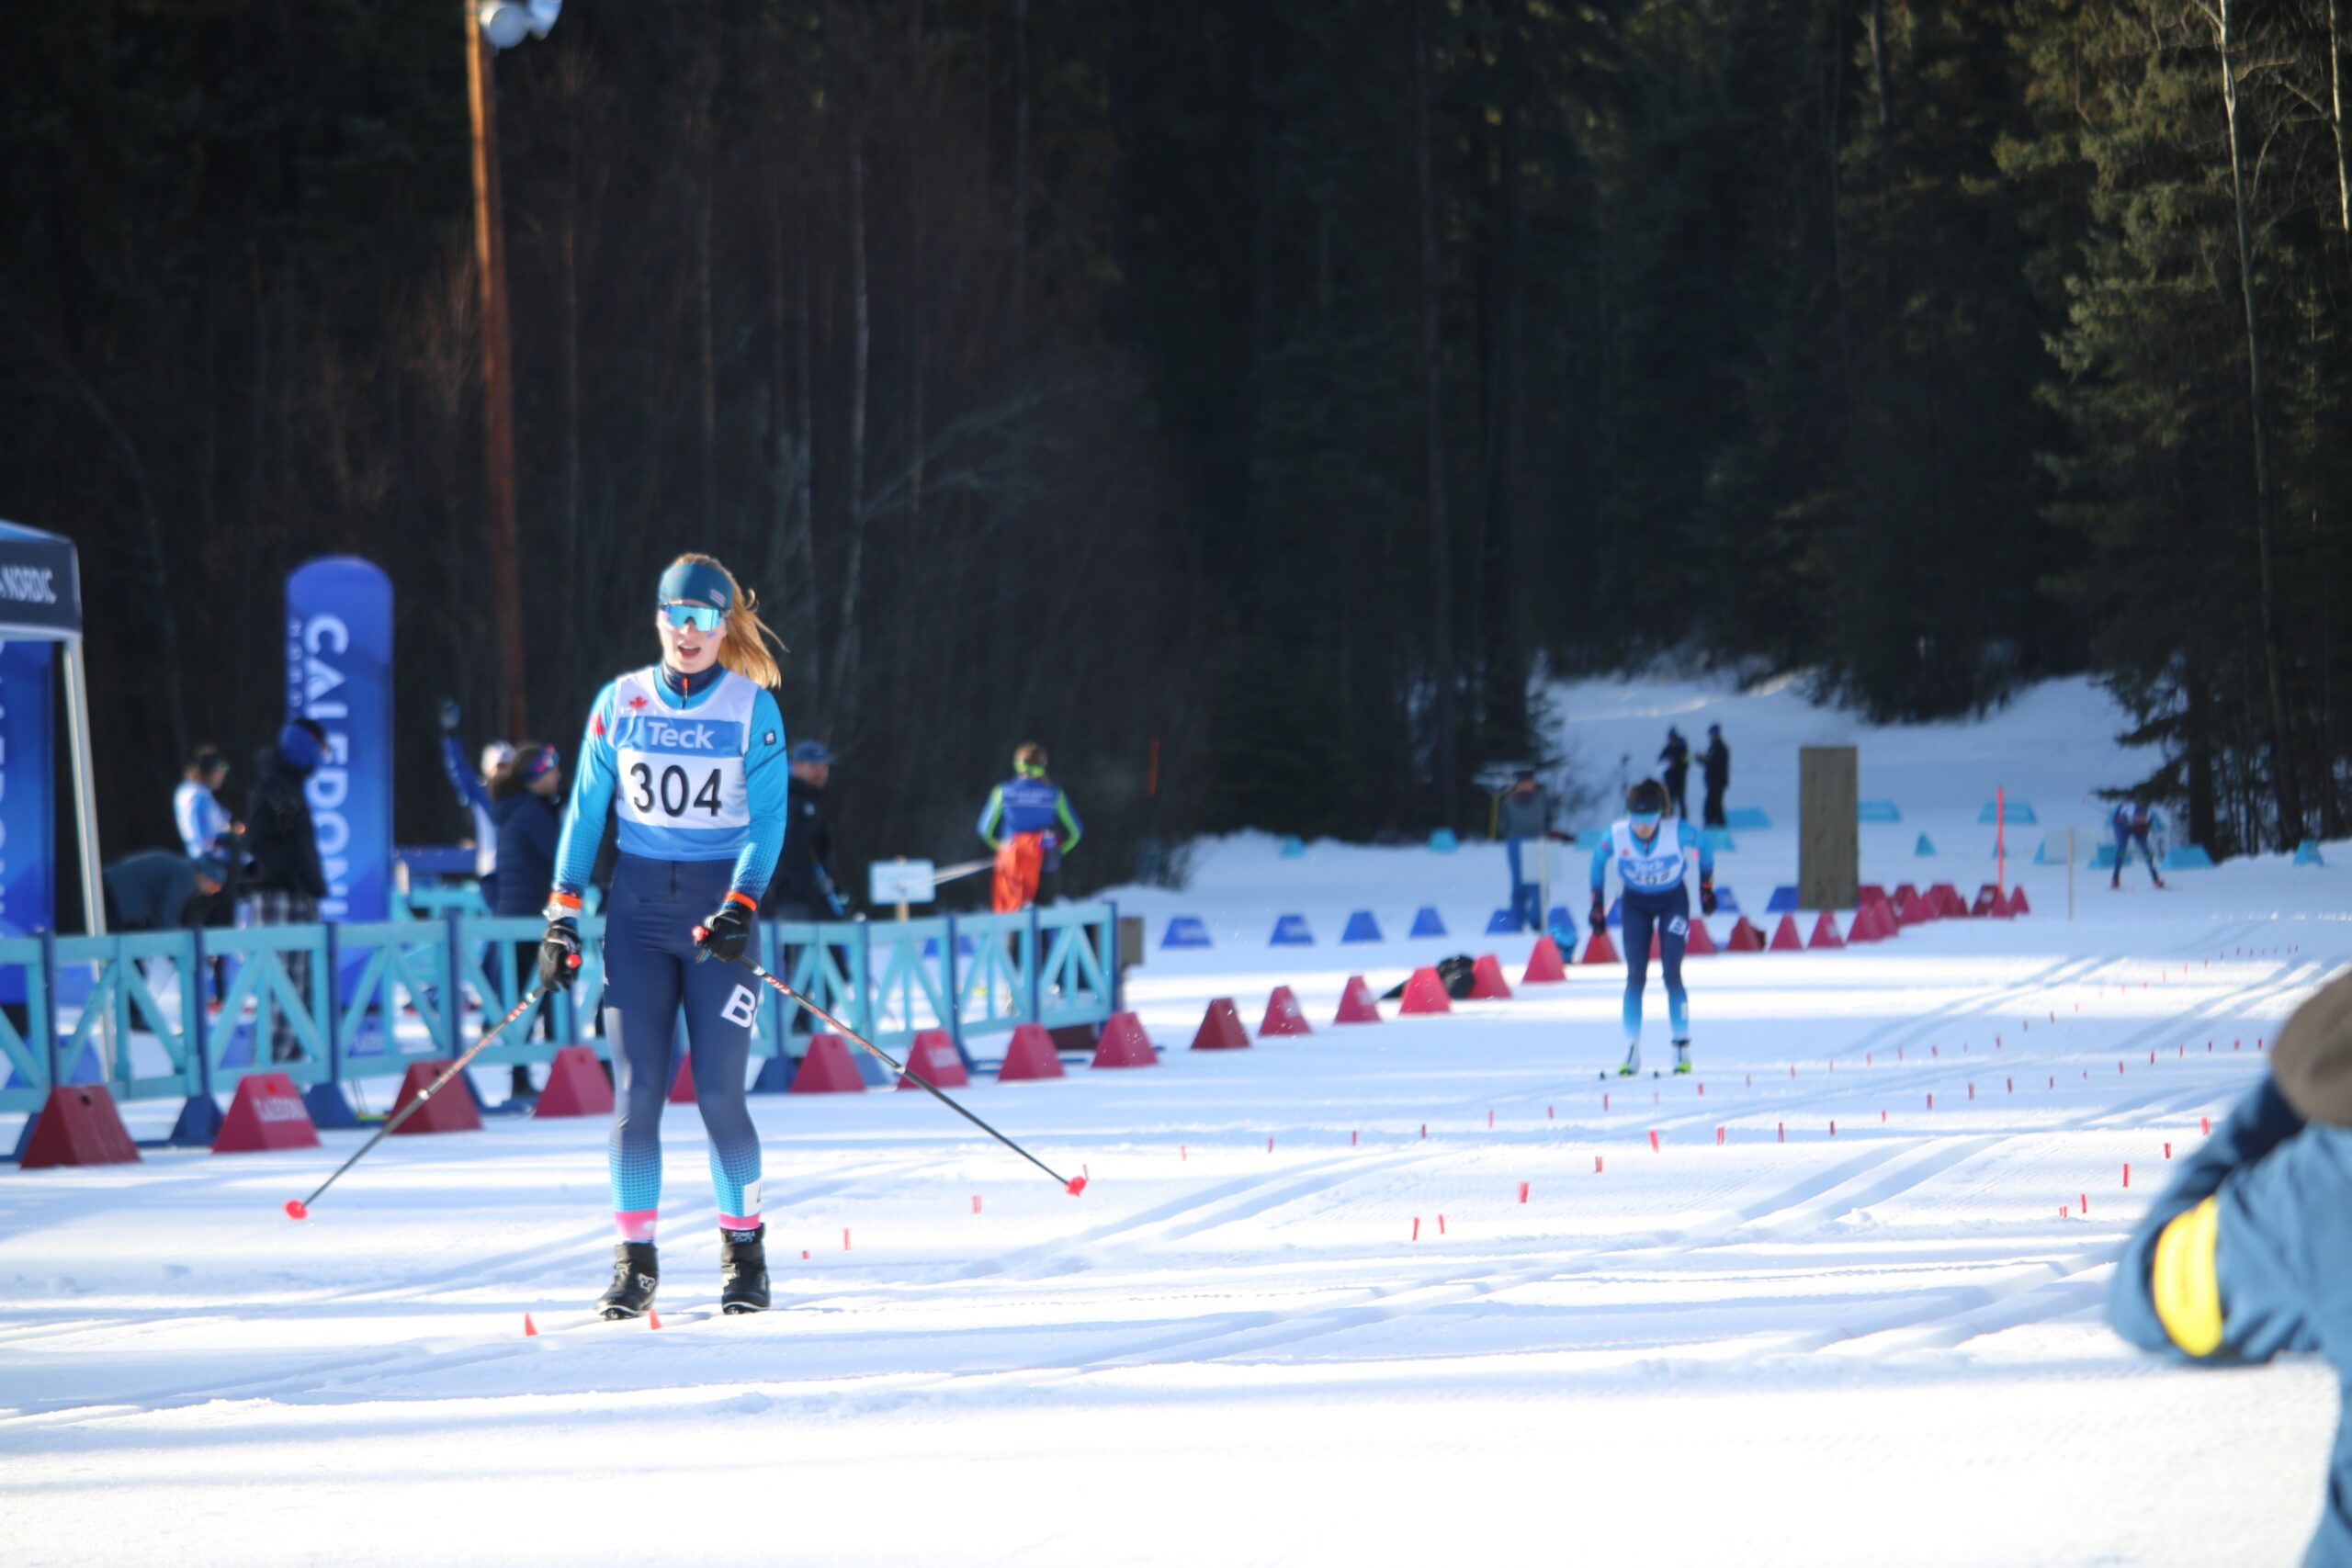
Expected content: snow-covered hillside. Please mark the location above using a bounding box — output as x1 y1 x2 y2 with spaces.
2 674 2346 1567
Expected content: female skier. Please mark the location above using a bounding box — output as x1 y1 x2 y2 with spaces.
1589 779 1715 1078
537 554 792 1318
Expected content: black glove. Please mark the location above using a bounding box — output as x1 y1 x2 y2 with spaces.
1699 878 1718 917
438 698 461 734
537 916 582 993
696 897 754 964
1589 893 1608 934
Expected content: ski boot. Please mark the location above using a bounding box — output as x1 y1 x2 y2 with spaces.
719 1224 770 1315
596 1241 659 1320
1672 1040 1693 1076
1614 1040 1642 1078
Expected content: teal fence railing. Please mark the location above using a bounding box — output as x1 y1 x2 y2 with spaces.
1 901 1119 1133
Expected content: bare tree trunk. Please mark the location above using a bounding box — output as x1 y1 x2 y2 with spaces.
831 125 870 725
557 113 583 697
1867 0 1892 128
2332 0 2352 238
1413 2 1458 825
2217 0 2303 840
1011 0 1030 349
693 81 718 531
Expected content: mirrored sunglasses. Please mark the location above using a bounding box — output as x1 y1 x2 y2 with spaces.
661 603 723 634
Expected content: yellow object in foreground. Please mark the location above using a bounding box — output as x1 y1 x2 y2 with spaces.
2153 1196 2226 1358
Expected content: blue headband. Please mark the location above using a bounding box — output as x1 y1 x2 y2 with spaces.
657 559 734 615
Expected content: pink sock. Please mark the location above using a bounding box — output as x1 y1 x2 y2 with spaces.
614 1209 658 1244
718 1212 762 1234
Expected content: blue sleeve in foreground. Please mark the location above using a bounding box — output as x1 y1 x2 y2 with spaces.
550 683 618 897
728 688 790 899
2106 1077 2307 1356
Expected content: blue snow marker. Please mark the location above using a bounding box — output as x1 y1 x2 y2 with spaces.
921 934 981 959
1278 835 1306 859
1703 826 1737 852
1713 886 1741 914
1979 799 2038 824
1161 916 1213 950
1485 907 1520 934
1725 807 1772 830
1857 799 1902 823
1428 828 1459 852
1765 885 1799 914
1340 909 1385 943
1270 914 1316 946
1408 905 1448 938
1915 832 1937 857
2163 843 2215 870
2295 840 2325 866
2090 843 2119 870
1547 905 1573 932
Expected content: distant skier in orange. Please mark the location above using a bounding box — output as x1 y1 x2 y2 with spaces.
978 742 1084 912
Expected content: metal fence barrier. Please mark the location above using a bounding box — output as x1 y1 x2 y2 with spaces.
1 901 1119 1139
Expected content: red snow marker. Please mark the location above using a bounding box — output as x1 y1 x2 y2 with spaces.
1268 1135 1275 1153
1334 975 1385 1025
1698 1082 1705 1096
1181 1144 1186 1160
1881 1110 1886 1123
524 1314 537 1337
1603 1095 1610 1111
1488 1110 1495 1128
843 1228 851 1250
973 1195 982 1213
2165 1143 2173 1159
2119 1061 2125 1075
1648 1130 1659 1152
284 1199 309 1221
1582 928 1621 964
1716 1126 1724 1145
1352 1129 1359 1145
801 1250 809 1260
2201 1117 2211 1134
1778 1122 1784 1143
1421 1122 1429 1140
1398 967 1453 1014
1595 1156 1604 1173
1438 1214 1447 1235
1413 1217 1421 1240
1830 1120 1837 1136
2061 1206 2069 1218
1066 1176 1088 1196
1866 1053 1872 1066
1968 1084 1974 1100
1932 1044 1939 1058
2122 1164 2131 1189
1547 1105 1555 1121
1467 953 1513 999
2080 1194 2088 1214
649 1309 662 1331
1191 998 1252 1049
1258 986 1313 1037
2007 1078 2013 1093
1519 1181 1530 1203
1927 1093 1934 1111
1522 936 1568 985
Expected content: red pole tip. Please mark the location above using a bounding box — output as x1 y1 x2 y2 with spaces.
284 1199 309 1221
1065 1176 1088 1197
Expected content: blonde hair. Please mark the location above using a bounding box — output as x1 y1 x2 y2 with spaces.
668 553 785 689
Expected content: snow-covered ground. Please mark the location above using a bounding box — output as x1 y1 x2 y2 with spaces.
3 675 2346 1566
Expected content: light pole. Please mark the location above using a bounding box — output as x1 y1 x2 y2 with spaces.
468 1 558 740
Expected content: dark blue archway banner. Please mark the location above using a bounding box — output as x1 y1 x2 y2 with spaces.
285 558 392 925
0 640 54 1006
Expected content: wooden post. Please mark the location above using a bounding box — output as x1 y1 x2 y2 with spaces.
1798 747 1859 910
467 3 526 739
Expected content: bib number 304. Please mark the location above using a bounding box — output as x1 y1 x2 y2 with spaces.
628 761 724 818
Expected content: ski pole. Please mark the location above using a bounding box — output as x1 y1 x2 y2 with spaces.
696 934 1087 1196
284 987 548 1220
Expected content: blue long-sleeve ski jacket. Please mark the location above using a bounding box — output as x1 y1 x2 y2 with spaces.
2109 1076 2352 1564
1589 817 1713 897
550 664 789 903
977 776 1083 852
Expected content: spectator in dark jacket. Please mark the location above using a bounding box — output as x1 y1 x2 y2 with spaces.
490 744 564 1072
102 852 222 932
1496 771 1563 932
243 718 328 1064
2109 971 2352 1565
1658 728 1690 818
1700 725 1730 828
762 740 841 920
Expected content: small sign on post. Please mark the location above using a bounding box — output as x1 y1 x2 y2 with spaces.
869 858 937 921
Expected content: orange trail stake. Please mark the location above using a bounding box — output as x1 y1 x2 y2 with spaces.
524 1314 538 1337
1412 1216 1420 1240
1518 1180 1530 1203
1648 1129 1659 1152
973 1195 982 1213
1595 1155 1604 1173
649 1308 663 1331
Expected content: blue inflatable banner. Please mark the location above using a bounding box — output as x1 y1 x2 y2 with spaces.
0 641 54 1005
286 558 392 924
